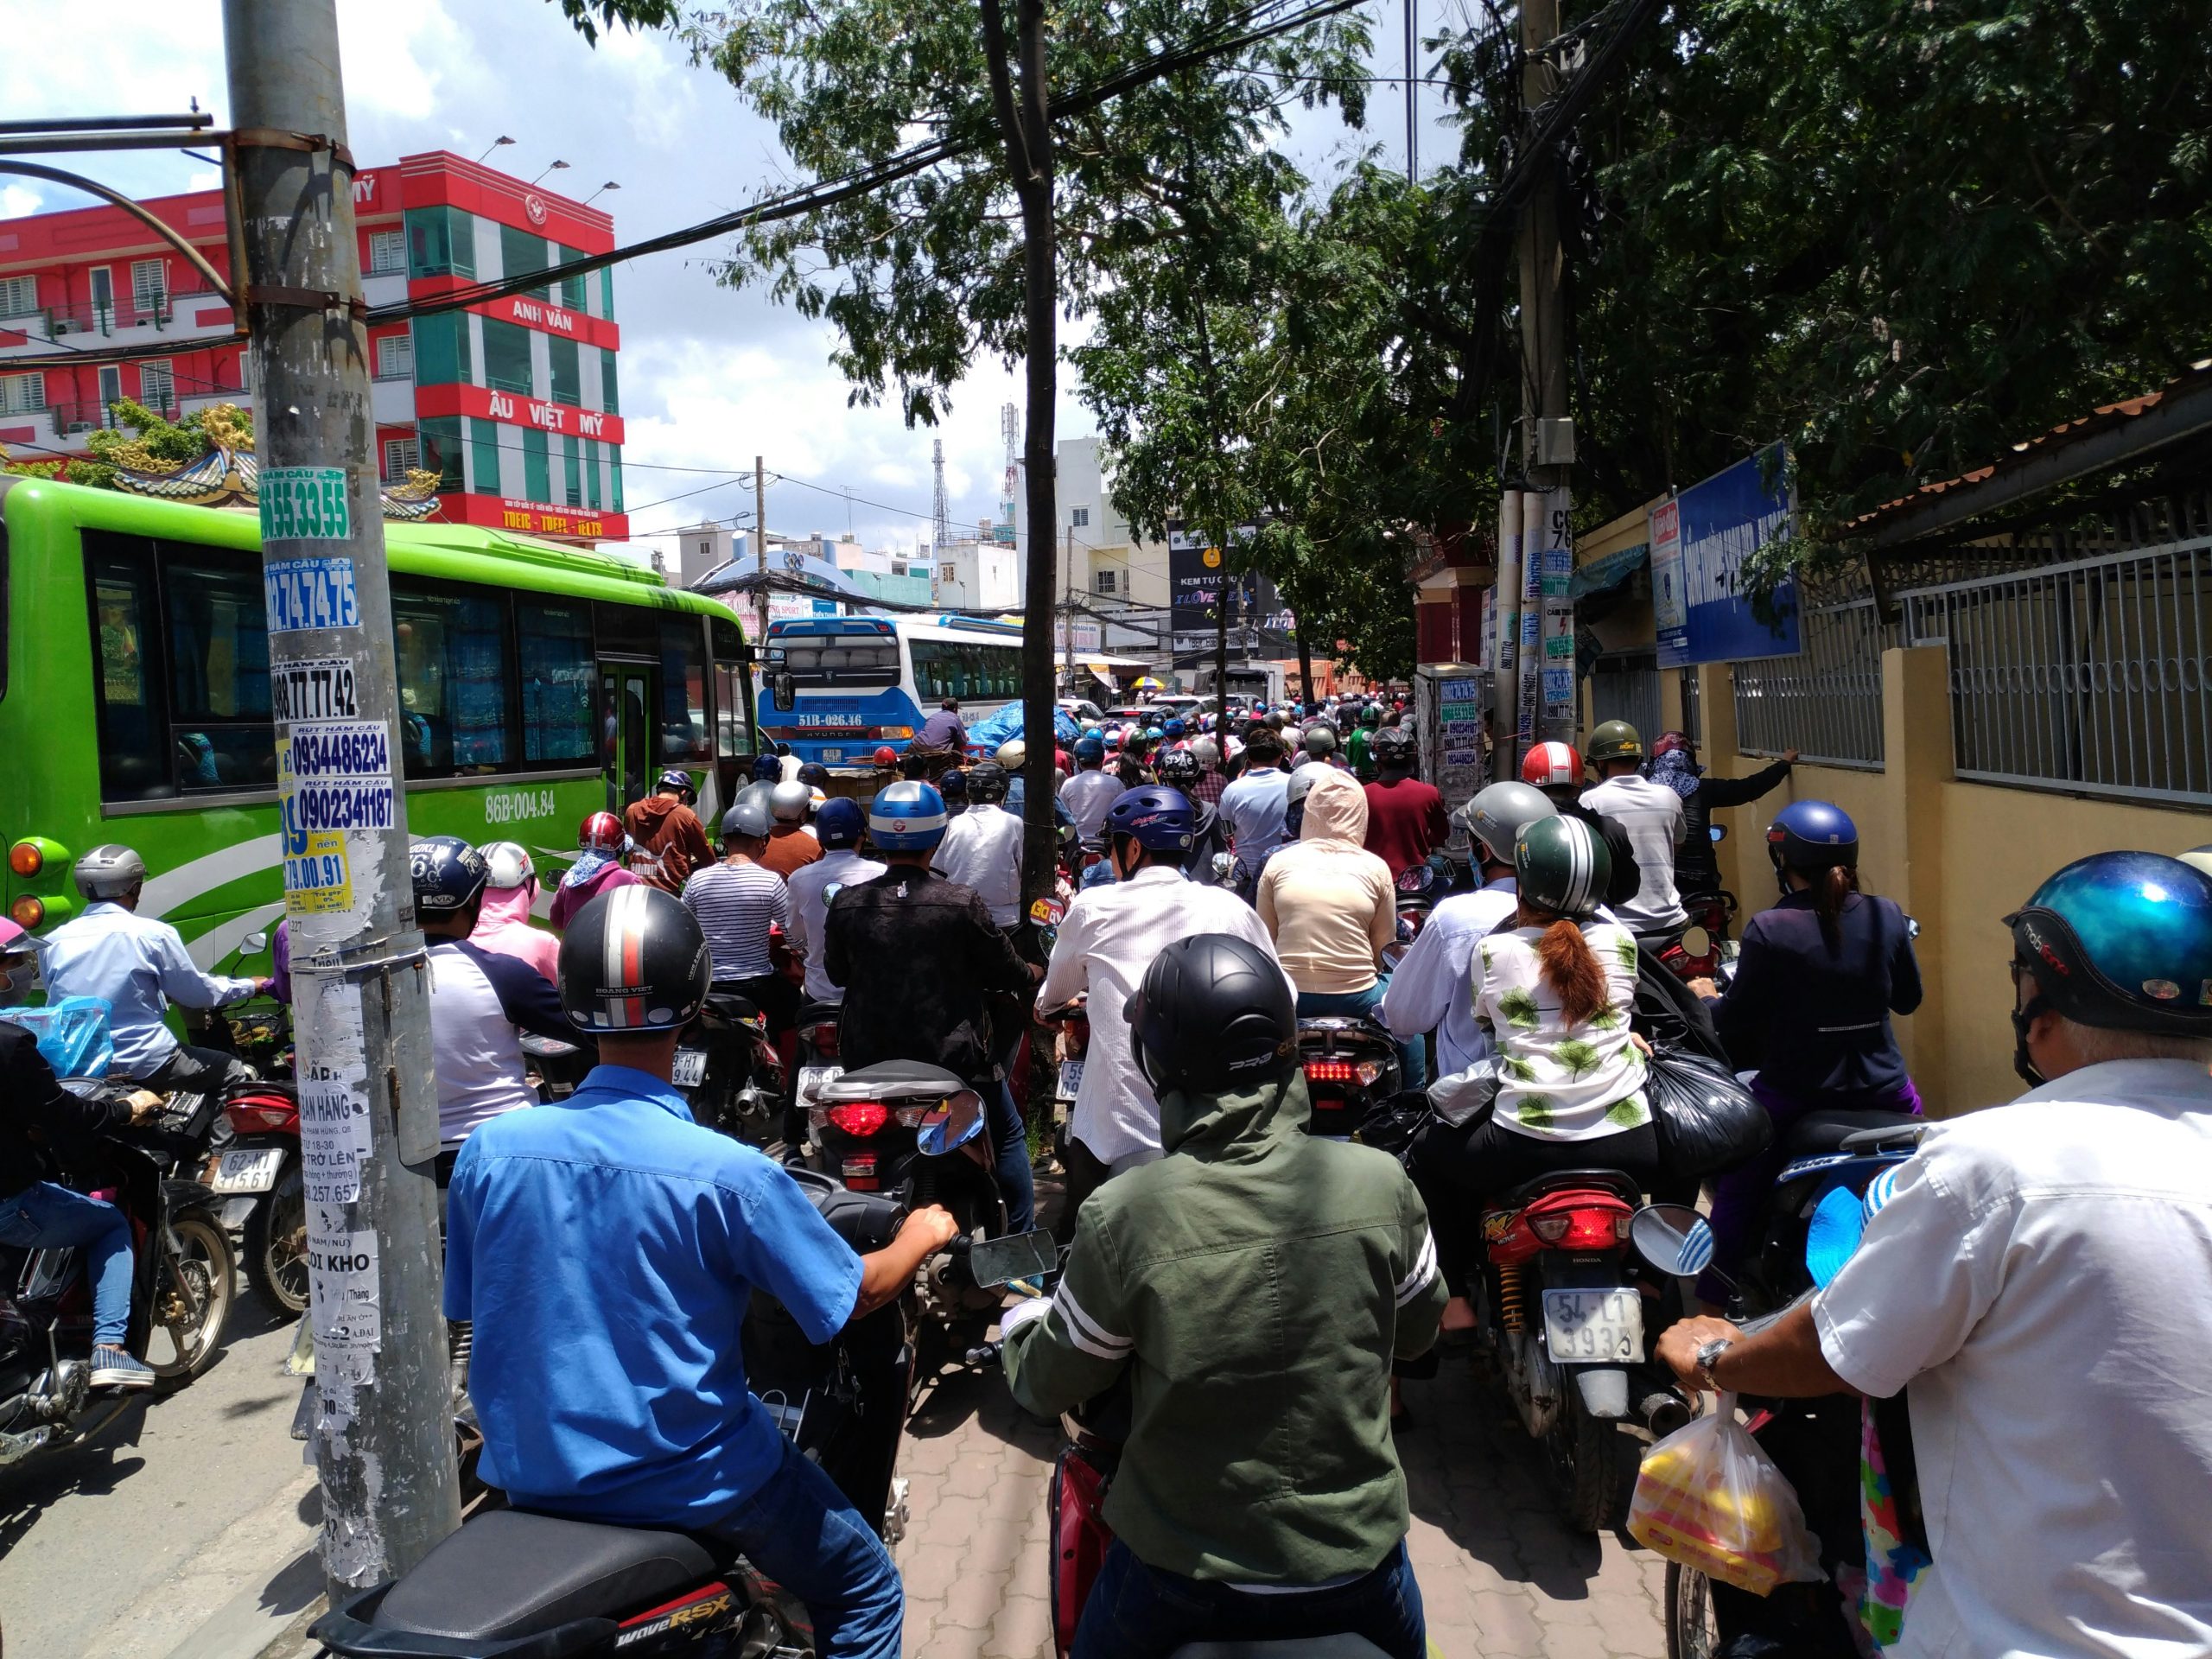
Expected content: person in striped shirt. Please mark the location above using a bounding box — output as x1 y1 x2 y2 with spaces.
682 795 798 1044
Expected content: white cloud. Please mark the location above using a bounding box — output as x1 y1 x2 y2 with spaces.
0 184 43 219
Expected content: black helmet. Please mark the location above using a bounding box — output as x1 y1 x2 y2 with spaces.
968 761 1010 804
1371 726 1415 767
1124 933 1295 1096
410 836 489 914
557 884 712 1033
796 762 831 787
1155 747 1201 788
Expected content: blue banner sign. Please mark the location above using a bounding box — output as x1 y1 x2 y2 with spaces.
1653 445 1802 668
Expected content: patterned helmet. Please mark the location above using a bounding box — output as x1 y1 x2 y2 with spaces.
578 810 626 854
481 842 535 890
868 781 949 851
1515 815 1611 920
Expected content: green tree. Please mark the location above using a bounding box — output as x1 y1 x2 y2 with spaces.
2 399 255 491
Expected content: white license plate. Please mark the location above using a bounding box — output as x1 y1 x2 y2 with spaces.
795 1064 844 1112
210 1147 287 1194
1055 1060 1084 1103
822 749 844 763
671 1048 709 1088
1541 1287 1643 1363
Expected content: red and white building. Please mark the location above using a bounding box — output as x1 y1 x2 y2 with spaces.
0 150 626 542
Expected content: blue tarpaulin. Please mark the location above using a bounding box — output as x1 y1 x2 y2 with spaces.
965 702 1082 751
1570 542 1649 601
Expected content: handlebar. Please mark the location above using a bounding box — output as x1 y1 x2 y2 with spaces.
965 1339 1002 1367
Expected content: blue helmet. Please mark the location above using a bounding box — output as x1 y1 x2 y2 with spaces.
749 753 781 784
816 797 866 850
1104 785 1194 852
1767 799 1858 873
2007 851 2212 1039
1074 734 1105 765
868 781 948 851
410 835 488 914
938 766 969 798
1163 717 1187 738
1142 725 1165 741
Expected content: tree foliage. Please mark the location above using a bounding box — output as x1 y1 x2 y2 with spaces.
1 399 256 491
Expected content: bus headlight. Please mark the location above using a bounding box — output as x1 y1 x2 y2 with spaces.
9 842 42 877
10 896 44 930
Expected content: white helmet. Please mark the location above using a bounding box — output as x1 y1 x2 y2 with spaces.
996 739 1027 770
73 844 148 900
769 780 811 823
481 841 536 890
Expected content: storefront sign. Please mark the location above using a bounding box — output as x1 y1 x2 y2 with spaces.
438 493 629 542
469 293 619 349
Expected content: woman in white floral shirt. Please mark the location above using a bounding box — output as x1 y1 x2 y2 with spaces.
1410 815 1667 1332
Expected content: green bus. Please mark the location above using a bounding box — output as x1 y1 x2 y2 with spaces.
0 475 756 973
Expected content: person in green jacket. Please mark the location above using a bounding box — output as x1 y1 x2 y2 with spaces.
1001 931 1446 1659
1346 701 1383 780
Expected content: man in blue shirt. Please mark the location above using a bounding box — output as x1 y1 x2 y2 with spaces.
1217 726 1292 899
445 885 958 1659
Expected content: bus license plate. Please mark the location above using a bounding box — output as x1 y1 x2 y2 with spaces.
822 749 843 762
671 1048 709 1088
211 1147 287 1194
1541 1287 1643 1363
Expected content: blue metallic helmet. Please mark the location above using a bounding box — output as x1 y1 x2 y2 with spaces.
1767 799 1859 872
749 753 782 784
1163 717 1187 738
410 835 489 914
1074 734 1105 765
2006 851 2212 1043
868 781 948 851
1104 785 1195 852
816 797 866 850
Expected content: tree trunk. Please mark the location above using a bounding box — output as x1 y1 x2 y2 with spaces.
982 0 1059 907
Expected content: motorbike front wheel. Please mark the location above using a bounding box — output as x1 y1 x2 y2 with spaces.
243 1160 309 1319
1548 1396 1638 1533
150 1211 237 1389
1666 1562 1719 1659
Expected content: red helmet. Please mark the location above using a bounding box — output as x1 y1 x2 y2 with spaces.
1652 729 1693 760
578 810 626 853
1522 741 1584 790
873 746 899 766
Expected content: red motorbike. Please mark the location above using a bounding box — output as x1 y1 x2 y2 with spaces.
207 1083 307 1320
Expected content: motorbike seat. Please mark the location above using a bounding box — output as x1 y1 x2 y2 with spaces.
794 997 841 1028
368 1510 721 1642
1783 1108 1923 1158
1489 1167 1644 1214
817 1058 969 1103
519 1033 581 1059
702 990 763 1025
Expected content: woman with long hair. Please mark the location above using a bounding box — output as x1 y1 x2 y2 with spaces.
1698 799 1923 1279
1410 814 1662 1333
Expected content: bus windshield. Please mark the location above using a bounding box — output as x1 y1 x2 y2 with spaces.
769 634 900 688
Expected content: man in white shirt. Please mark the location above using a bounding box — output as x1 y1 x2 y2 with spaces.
1380 781 1556 1078
933 760 1025 928
784 799 884 1007
1657 850 2212 1659
1577 720 1688 943
1035 785 1291 1231
40 845 270 1090
1059 734 1127 838
1216 726 1291 895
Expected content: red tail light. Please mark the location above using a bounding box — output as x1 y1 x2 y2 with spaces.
808 1025 840 1057
1529 1207 1630 1249
827 1101 889 1137
841 1154 879 1191
225 1096 298 1135
1303 1058 1383 1086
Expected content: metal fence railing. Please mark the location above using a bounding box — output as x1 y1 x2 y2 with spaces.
1678 668 1701 747
1732 598 1898 768
1592 652 1660 747
1900 540 2212 805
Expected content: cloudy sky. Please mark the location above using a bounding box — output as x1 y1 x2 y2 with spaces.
0 0 1459 559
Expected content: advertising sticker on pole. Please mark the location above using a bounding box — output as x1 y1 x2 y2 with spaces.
1656 444 1802 668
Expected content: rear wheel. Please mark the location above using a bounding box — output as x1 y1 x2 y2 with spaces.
149 1212 236 1389
1549 1398 1638 1533
243 1160 309 1319
1666 1562 1719 1659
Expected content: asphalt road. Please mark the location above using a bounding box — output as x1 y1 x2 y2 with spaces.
0 1289 317 1659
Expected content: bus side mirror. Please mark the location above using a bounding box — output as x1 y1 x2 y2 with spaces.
772 671 796 710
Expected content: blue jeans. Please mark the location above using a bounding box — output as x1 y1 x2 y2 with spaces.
1298 982 1427 1091
0 1182 134 1347
704 1429 902 1659
988 1078 1036 1236
1073 1538 1426 1659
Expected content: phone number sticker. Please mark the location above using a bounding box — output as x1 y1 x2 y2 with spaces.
260 467 352 543
264 556 359 633
272 658 360 721
283 829 353 916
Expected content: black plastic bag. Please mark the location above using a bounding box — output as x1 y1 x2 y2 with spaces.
1645 1046 1771 1179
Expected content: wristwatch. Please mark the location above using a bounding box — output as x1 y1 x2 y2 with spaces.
1694 1337 1734 1391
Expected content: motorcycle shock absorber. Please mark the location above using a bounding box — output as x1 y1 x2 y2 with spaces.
1497 1263 1528 1334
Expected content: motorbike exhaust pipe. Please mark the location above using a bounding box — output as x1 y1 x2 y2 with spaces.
1642 1390 1693 1440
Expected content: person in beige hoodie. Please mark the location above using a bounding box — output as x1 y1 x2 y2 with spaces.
1257 767 1425 1087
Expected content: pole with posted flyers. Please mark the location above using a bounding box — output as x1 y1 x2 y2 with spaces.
223 0 460 1593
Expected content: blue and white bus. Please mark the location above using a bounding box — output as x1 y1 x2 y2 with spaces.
755 613 1026 766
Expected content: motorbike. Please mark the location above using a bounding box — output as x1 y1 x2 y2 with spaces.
1384 861 1445 969
1632 1109 1925 1659
1039 998 1090 1173
309 1192 1056 1659
208 1080 307 1319
1296 1015 1402 1141
1657 826 1739 991
680 988 786 1145
805 1064 1012 1338
520 1031 594 1103
1 1096 236 1465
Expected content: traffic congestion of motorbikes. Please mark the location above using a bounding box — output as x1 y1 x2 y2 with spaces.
5 690 2211 1659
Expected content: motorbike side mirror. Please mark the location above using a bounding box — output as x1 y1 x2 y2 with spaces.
916 1090 986 1155
968 1229 1058 1288
1708 823 1727 843
1210 851 1238 880
772 671 797 710
242 929 270 953
1628 1202 1728 1284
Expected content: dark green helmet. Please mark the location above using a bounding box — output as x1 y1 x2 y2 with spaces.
1587 719 1644 764
1515 814 1611 920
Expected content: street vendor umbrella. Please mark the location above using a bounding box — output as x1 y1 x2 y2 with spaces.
1132 675 1166 692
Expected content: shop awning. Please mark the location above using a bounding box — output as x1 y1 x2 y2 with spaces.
1569 541 1649 601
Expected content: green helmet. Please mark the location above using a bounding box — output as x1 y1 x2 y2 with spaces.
1515 814 1611 920
1587 719 1644 764
1360 703 1382 728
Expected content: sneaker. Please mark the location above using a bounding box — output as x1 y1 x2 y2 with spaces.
90 1345 156 1391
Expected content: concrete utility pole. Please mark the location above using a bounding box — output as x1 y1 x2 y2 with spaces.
1516 0 1578 746
1405 0 1419 183
1062 525 1075 696
224 0 459 1593
753 454 770 639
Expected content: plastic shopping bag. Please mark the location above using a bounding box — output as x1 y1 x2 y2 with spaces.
1628 1397 1824 1596
0 997 116 1079
1644 1044 1771 1179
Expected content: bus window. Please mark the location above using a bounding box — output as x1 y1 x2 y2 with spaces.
166 552 274 791
392 580 514 777
518 596 594 766
710 615 752 760
89 539 173 802
658 614 711 763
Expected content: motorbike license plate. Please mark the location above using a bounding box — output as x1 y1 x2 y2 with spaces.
671 1048 710 1088
795 1064 844 1114
210 1147 287 1194
1541 1287 1643 1363
1055 1060 1084 1103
